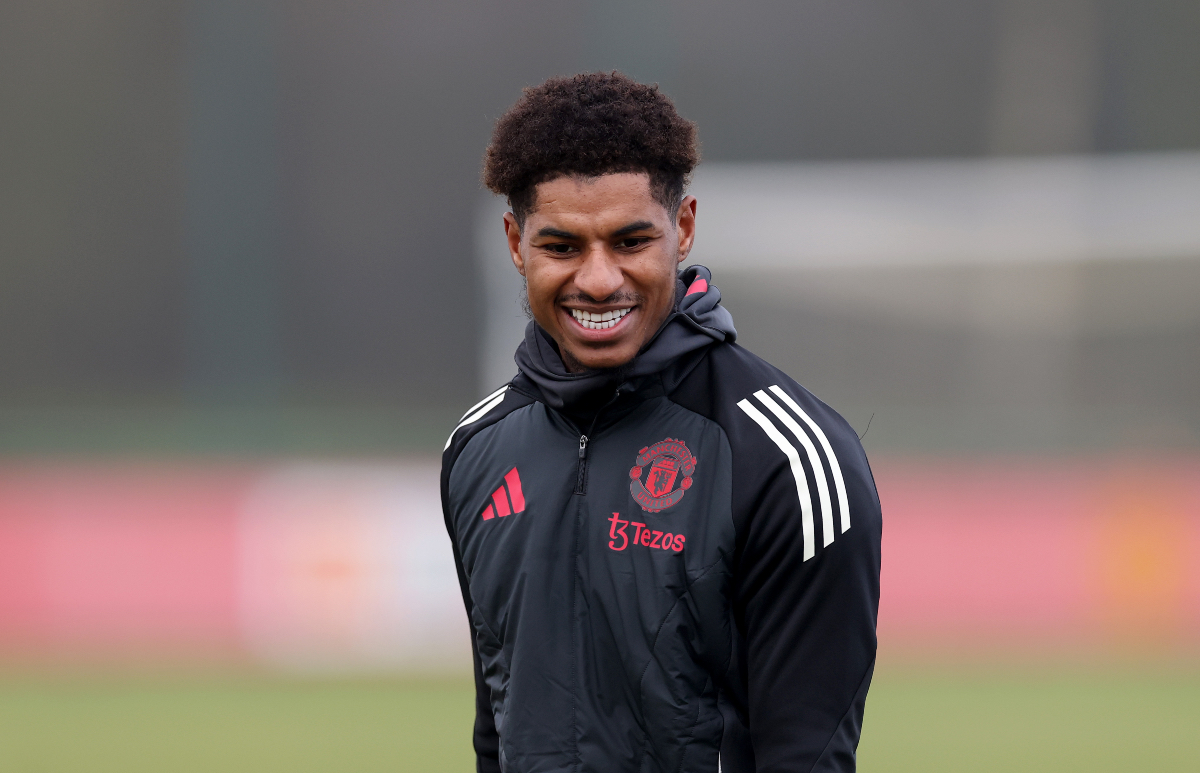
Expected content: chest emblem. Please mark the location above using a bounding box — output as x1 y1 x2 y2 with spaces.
629 438 697 512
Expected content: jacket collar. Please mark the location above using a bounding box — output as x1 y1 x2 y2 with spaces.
512 265 737 417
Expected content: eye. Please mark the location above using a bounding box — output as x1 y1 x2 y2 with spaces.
618 237 649 249
546 243 573 254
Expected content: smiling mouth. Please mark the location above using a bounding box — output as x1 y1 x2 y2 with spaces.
568 307 632 331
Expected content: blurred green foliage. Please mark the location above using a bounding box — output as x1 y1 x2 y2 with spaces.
0 404 461 457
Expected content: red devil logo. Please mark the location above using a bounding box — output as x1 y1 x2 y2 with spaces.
629 438 696 513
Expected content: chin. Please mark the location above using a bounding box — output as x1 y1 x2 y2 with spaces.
565 345 638 372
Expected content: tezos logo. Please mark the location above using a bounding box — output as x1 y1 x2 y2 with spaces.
607 513 685 553
629 438 696 513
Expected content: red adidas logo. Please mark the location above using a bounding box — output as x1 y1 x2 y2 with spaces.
482 467 526 520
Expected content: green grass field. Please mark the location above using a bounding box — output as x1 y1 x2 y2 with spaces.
0 664 1196 772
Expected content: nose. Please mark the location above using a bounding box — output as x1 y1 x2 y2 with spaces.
574 244 624 301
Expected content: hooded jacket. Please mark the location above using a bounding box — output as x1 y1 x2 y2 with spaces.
442 266 881 773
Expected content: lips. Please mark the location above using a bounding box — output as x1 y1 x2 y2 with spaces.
569 307 632 331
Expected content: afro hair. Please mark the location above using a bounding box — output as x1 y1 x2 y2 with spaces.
483 71 699 226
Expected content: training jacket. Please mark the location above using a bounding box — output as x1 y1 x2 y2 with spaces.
441 265 882 773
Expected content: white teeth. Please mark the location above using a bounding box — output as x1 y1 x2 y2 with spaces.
570 307 631 330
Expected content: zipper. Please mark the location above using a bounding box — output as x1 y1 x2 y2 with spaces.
574 434 589 495
573 385 626 496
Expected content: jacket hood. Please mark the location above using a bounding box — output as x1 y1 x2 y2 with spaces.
513 265 737 412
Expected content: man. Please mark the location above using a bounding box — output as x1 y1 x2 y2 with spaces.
442 72 881 773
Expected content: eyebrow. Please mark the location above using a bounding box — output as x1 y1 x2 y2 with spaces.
535 227 578 239
612 221 656 237
533 221 657 240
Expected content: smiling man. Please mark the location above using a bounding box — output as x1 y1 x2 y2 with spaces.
506 171 693 374
442 72 881 773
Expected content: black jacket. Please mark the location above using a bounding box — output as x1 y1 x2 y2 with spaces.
442 266 881 773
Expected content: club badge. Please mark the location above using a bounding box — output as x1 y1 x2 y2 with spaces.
629 438 696 513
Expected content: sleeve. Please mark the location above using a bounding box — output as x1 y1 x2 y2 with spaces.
439 386 530 772
449 537 502 773
730 412 882 772
442 441 501 773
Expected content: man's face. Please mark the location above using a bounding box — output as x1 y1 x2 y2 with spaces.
504 172 697 372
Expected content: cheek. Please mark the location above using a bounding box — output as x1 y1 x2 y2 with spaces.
632 253 678 317
522 263 567 316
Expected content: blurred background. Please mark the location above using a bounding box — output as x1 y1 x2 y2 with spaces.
2 0 1198 771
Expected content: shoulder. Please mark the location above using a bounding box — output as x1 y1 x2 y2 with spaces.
670 343 863 458
670 343 879 559
441 383 537 477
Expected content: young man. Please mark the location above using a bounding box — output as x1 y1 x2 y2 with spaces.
442 72 881 773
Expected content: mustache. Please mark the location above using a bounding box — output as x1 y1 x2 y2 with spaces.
556 290 644 306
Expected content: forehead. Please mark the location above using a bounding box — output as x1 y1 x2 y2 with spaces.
527 173 667 231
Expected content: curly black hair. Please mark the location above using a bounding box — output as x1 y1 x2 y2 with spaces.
483 72 699 227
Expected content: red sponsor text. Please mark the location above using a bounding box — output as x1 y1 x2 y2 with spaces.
608 513 685 553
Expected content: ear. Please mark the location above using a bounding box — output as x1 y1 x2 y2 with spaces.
675 195 697 264
503 212 525 276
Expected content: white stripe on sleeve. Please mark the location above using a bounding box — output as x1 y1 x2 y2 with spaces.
737 398 815 561
754 390 834 547
444 388 508 450
456 384 509 424
769 385 850 534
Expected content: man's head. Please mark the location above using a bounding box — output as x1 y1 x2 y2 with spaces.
483 72 700 372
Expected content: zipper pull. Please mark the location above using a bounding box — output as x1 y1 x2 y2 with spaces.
574 435 589 495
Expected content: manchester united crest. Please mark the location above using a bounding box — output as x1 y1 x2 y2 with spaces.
629 438 697 513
